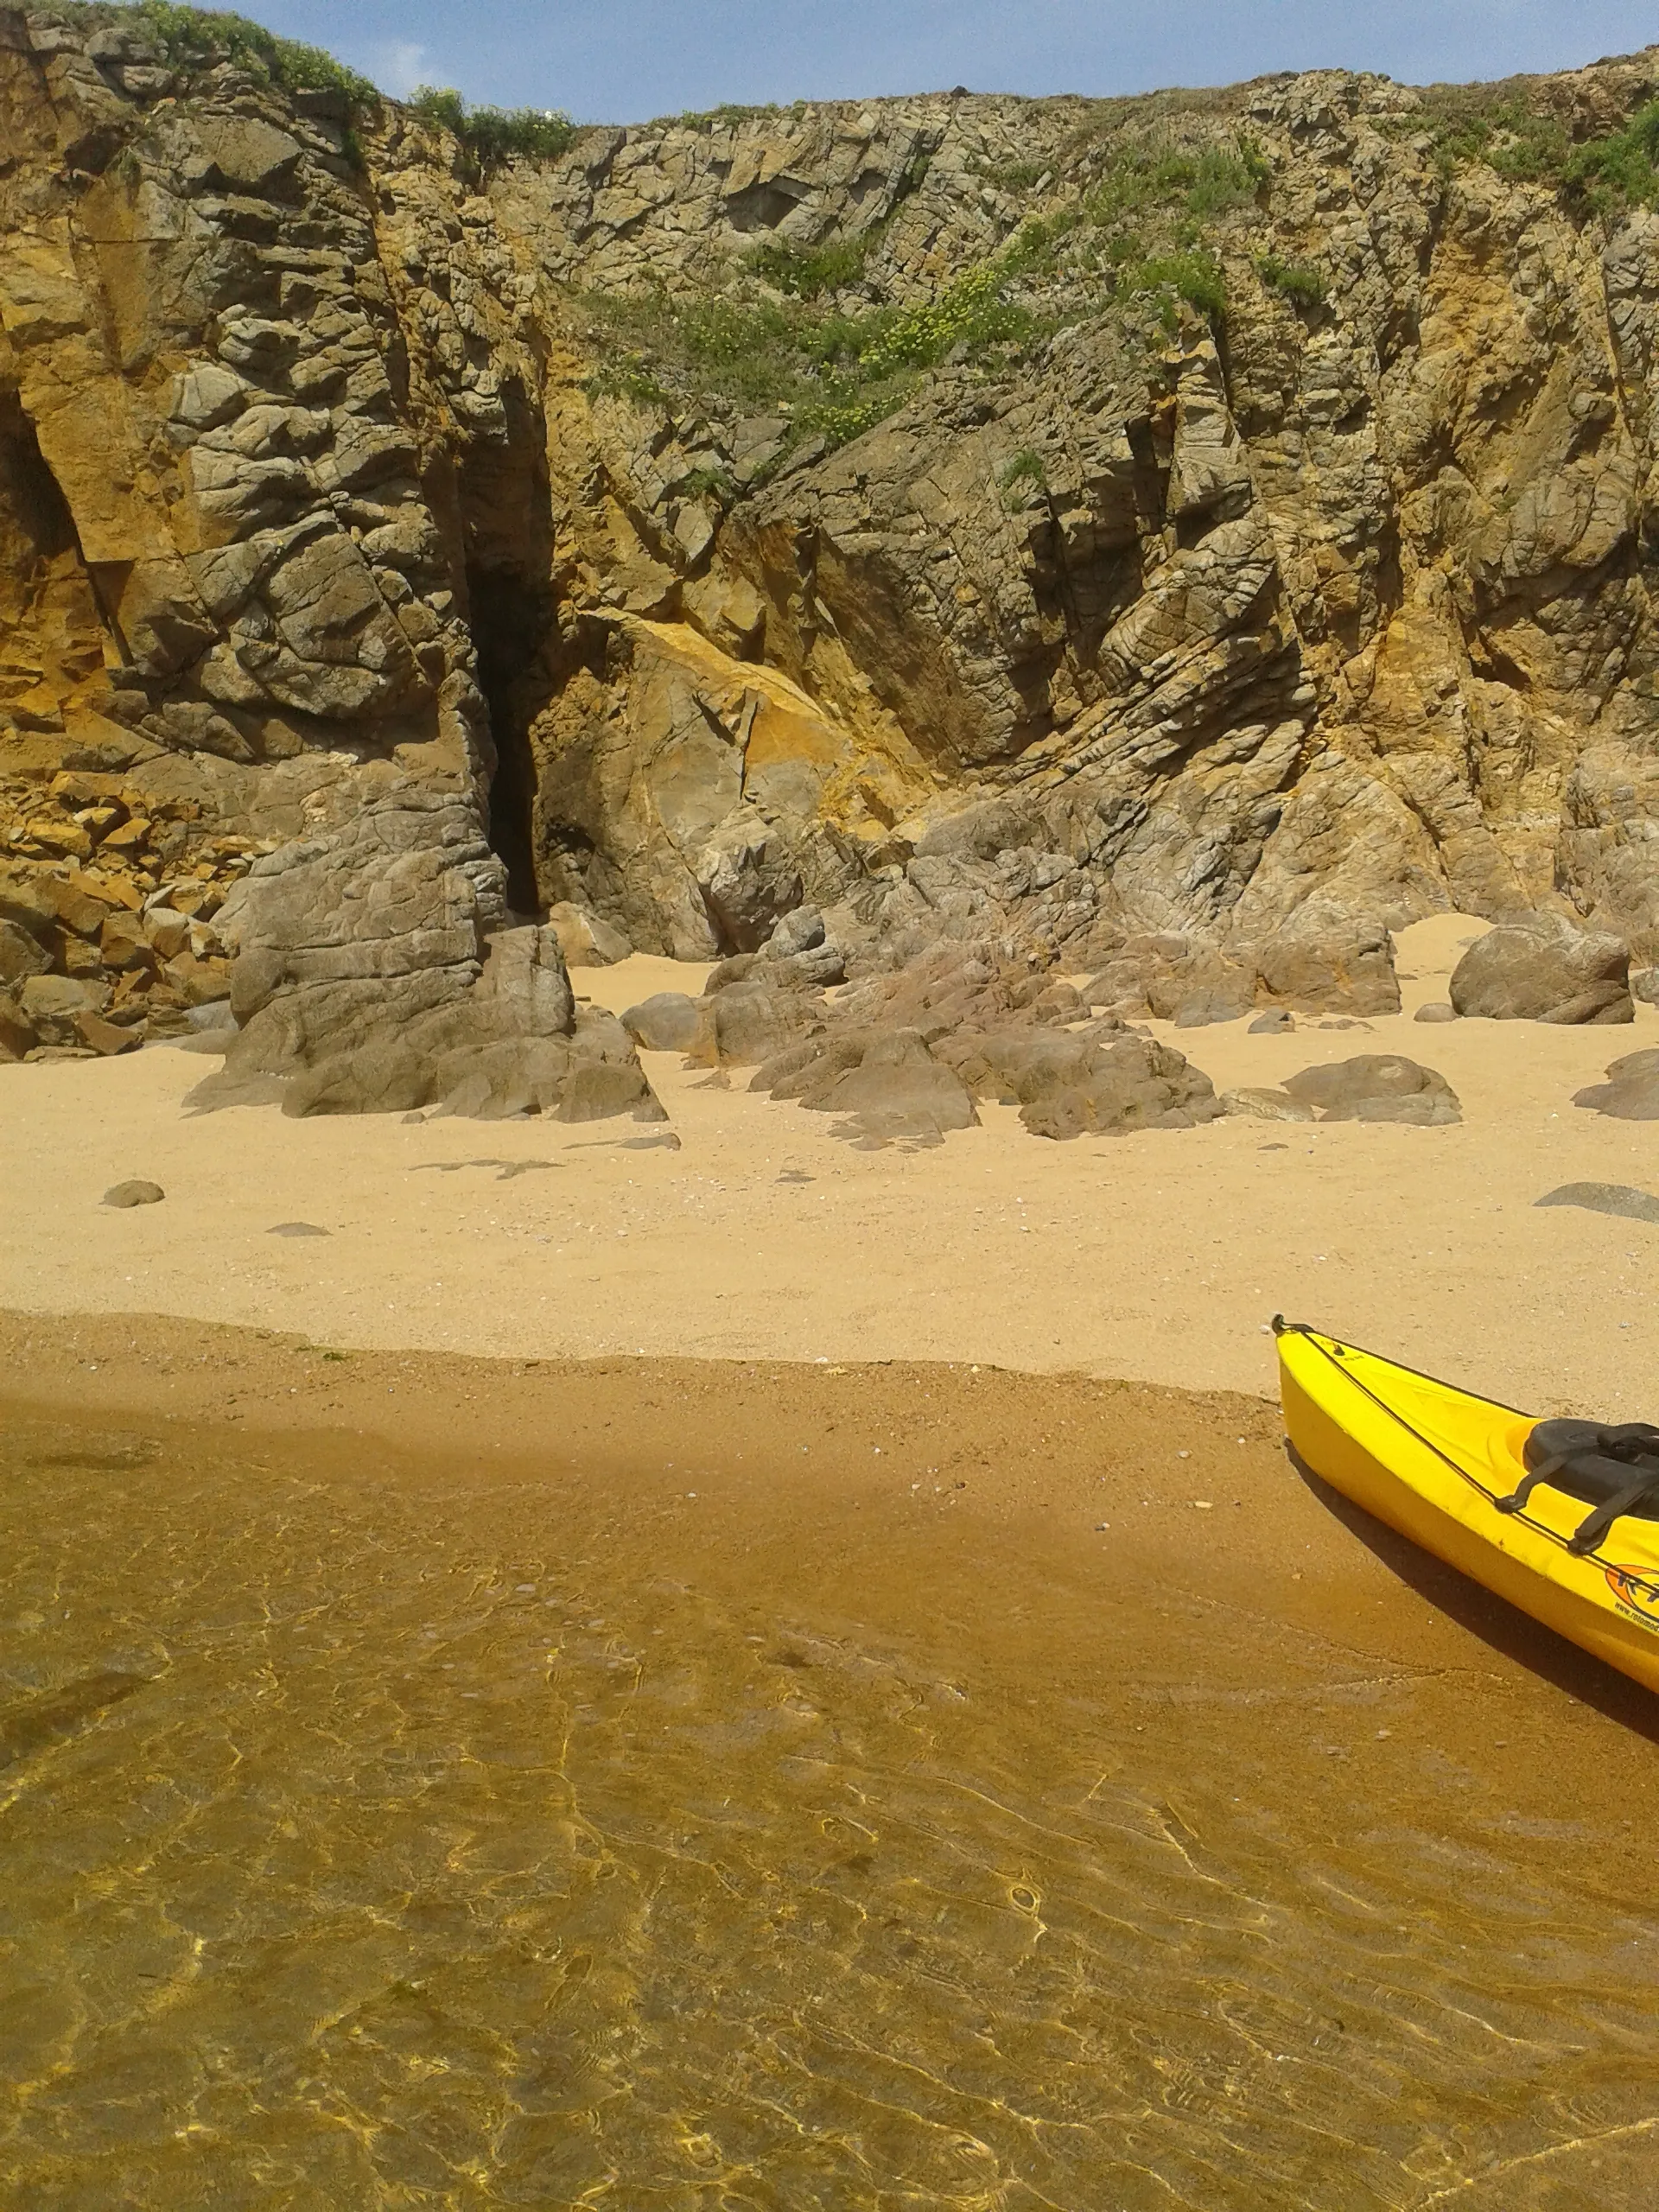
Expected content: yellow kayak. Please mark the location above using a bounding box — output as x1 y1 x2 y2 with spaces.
1274 1319 1659 1694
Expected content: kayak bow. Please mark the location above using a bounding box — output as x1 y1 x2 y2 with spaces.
1274 1318 1659 1694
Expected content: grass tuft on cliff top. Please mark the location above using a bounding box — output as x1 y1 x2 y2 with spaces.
407 86 575 167
60 2 378 102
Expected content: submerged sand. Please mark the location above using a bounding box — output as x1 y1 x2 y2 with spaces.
2 913 1655 1419
6 1319 1656 2209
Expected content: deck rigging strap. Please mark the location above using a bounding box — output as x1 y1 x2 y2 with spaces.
1497 1423 1659 1555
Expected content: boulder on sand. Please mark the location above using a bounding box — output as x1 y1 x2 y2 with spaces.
1449 919 1632 1024
0 988 37 1060
545 901 632 967
1223 1085 1314 1122
1282 1054 1460 1126
621 992 705 1052
194 792 664 1122
1253 915 1401 1017
753 1027 977 1146
20 973 109 1046
103 1179 164 1206
692 978 815 1067
947 1026 1224 1140
1572 1048 1659 1121
1085 917 1399 1023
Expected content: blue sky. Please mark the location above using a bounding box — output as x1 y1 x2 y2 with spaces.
249 3 1659 122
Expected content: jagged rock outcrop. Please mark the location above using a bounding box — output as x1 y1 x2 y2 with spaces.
758 1025 980 1146
4 10 1659 1102
192 789 660 1116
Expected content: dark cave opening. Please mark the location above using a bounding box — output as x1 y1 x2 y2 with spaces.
0 389 78 560
467 563 550 918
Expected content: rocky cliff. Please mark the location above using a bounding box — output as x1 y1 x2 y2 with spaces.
3 6 1658 1092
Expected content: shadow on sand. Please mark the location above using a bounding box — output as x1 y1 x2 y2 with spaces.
1286 1442 1659 1744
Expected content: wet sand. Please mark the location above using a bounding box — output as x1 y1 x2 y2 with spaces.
4 1304 1657 1767
2 914 1656 1416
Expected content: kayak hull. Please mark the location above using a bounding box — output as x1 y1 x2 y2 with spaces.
1277 1325 1659 1695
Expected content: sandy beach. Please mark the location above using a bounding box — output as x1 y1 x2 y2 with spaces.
3 914 1656 1419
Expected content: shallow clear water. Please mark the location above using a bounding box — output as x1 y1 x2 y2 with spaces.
2 1417 1655 2209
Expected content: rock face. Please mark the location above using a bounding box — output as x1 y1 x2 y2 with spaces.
193 791 660 1117
1449 919 1634 1024
5 16 1659 1097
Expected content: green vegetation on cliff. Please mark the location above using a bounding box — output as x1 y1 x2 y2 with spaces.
1255 253 1328 307
60 1 377 101
583 246 1049 461
1385 82 1659 211
407 86 575 167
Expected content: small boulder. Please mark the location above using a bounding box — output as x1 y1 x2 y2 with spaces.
621 992 705 1052
1223 1085 1315 1122
103 1179 164 1207
1248 1008 1294 1035
1414 1002 1458 1023
0 988 38 1061
766 905 826 957
75 1010 143 1057
761 1027 977 1145
1449 919 1632 1024
700 980 812 1067
951 1027 1223 1140
1572 1048 1659 1121
0 917 50 987
545 901 632 968
1253 916 1401 1016
1535 1182 1659 1226
1173 982 1253 1027
1154 953 1253 1024
753 908 848 988
21 973 109 1046
1282 1055 1461 1126
1083 934 1246 1021
1632 968 1659 1008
